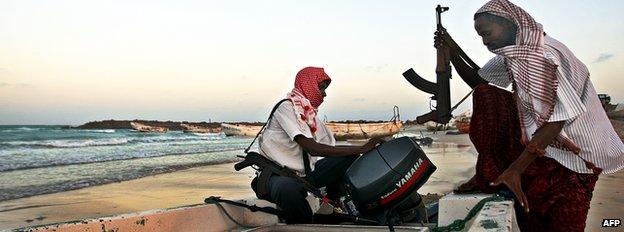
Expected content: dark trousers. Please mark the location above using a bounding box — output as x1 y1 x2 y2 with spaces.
251 155 358 224
470 84 599 232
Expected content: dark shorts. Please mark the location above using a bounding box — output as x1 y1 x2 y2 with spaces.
251 155 357 224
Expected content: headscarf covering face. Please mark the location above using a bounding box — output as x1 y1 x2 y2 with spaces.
287 67 331 133
476 0 588 153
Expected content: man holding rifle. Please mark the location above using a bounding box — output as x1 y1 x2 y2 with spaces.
435 0 623 231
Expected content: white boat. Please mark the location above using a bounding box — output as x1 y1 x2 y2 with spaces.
180 123 222 134
221 123 263 137
130 122 168 133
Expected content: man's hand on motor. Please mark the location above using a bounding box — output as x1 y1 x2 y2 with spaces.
360 137 385 153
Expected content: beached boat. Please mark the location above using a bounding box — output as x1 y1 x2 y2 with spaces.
452 110 472 134
221 123 263 137
180 123 222 134
222 121 403 140
130 122 168 133
325 121 403 141
455 118 470 134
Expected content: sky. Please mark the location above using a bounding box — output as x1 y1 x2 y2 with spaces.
1 0 623 125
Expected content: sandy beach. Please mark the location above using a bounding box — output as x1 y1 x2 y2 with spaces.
1 133 622 231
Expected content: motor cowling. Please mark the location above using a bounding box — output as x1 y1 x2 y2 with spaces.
344 136 436 217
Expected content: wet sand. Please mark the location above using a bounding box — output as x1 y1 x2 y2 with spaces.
0 133 622 231
0 163 257 230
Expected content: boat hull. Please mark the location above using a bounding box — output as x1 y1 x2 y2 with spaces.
180 123 222 133
221 123 263 137
221 122 403 140
130 122 168 133
325 121 402 141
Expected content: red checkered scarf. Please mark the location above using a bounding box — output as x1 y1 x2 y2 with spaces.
477 0 587 153
287 67 331 133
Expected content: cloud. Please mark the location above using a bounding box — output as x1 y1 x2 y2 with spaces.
593 53 614 63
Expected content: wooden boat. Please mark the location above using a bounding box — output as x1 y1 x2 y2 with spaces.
221 121 403 140
20 194 518 232
222 106 405 140
221 123 263 137
450 110 472 134
180 123 222 134
455 118 470 134
130 122 168 133
325 121 403 141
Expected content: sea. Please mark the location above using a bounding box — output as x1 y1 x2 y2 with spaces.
0 125 253 201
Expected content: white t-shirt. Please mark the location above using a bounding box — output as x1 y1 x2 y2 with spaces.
258 100 336 175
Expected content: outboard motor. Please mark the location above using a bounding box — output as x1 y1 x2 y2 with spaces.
344 136 436 226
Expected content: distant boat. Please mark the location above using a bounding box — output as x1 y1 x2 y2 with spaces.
130 122 168 133
455 117 470 134
180 123 222 134
453 110 472 134
221 123 263 137
325 121 403 141
425 122 450 131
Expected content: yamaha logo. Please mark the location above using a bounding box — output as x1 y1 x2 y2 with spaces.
380 158 425 200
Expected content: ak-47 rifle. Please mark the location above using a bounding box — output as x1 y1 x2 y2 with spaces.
403 5 452 124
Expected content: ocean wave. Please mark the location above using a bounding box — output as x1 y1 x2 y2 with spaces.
2 138 129 148
82 129 116 133
0 148 243 173
192 132 225 138
0 127 42 133
131 134 225 143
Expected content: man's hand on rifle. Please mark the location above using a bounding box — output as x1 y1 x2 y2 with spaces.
433 30 447 49
434 30 453 62
434 30 459 51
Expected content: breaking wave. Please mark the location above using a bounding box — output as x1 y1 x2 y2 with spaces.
2 138 129 148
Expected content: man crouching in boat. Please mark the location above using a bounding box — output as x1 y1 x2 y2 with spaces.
437 0 624 231
251 67 383 224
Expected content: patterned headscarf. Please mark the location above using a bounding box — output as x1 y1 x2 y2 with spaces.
287 67 331 133
476 0 588 153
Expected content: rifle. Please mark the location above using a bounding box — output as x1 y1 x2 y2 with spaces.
234 152 324 198
403 5 452 124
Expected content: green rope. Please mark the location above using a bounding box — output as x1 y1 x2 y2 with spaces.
432 195 507 232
